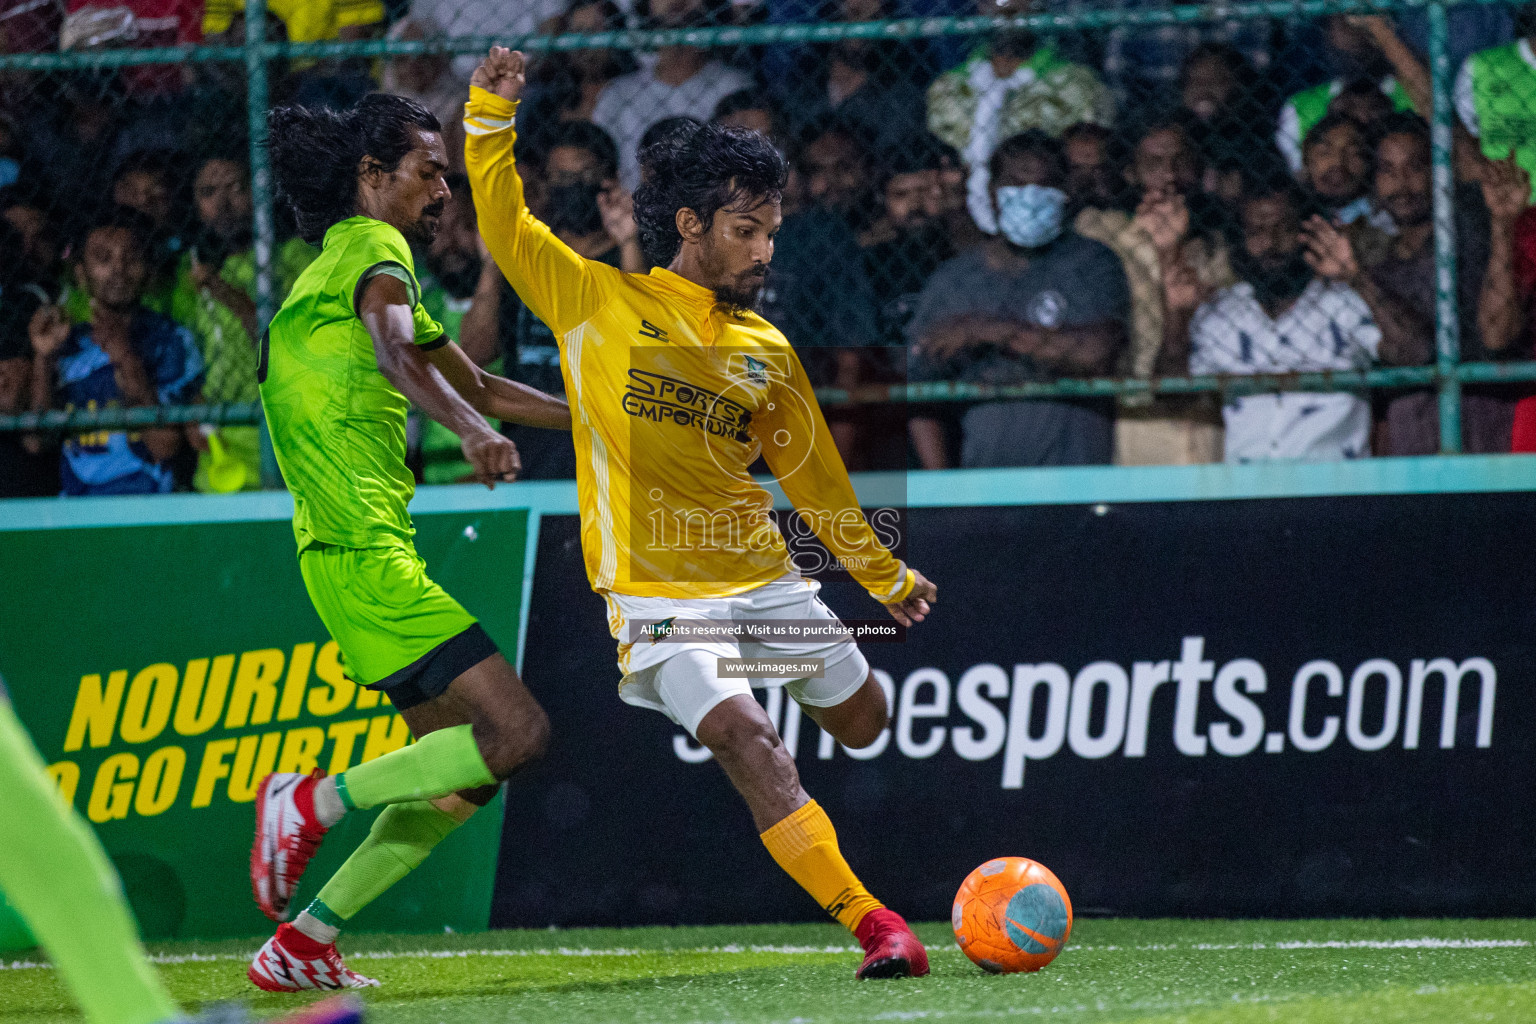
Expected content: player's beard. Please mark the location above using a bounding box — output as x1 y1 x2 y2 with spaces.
406 199 446 248
713 266 769 317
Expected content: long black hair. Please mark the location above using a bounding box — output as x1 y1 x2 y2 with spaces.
267 93 440 244
633 119 788 268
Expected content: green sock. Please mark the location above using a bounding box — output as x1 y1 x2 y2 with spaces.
0 700 179 1024
335 723 495 811
311 800 467 922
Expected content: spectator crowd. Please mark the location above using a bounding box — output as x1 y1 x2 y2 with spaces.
1 0 1535 495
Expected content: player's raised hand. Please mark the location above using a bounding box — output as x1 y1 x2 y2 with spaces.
471 46 526 103
462 427 521 488
883 568 936 627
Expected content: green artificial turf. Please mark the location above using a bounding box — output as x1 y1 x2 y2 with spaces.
2 919 1534 1023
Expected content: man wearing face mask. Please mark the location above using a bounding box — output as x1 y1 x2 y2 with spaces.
537 123 646 273
1186 174 1422 462
927 0 1114 236
908 131 1129 468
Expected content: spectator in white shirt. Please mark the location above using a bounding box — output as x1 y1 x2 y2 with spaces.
593 0 752 190
1186 176 1425 462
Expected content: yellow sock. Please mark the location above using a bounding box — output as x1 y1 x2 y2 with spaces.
760 800 884 933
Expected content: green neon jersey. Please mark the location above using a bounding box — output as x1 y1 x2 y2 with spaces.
259 216 446 551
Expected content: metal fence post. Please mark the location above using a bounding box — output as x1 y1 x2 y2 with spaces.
1428 0 1463 454
244 0 280 487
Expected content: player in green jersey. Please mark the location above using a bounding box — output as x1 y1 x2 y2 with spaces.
247 93 569 991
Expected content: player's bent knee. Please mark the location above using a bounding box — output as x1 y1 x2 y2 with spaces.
474 702 551 779
698 711 782 765
836 711 886 751
816 674 889 749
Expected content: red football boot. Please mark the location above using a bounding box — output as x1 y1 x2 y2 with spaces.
854 909 930 979
251 770 330 921
248 923 380 992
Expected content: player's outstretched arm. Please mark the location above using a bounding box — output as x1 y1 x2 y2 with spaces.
884 568 937 627
756 349 936 623
465 47 610 339
360 272 521 488
425 340 571 430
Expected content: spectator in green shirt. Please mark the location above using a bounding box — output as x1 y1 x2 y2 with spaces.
172 154 316 491
415 176 496 484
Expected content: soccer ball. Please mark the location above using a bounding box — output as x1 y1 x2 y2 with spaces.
952 857 1073 974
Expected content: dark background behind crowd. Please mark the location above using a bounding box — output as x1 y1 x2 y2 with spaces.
1 0 1534 497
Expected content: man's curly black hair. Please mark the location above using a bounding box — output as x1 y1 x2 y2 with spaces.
267 93 440 244
633 119 788 269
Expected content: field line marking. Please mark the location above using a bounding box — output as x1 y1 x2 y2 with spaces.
1 937 1527 972
0 944 861 971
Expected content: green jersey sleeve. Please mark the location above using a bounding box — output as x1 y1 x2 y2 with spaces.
351 262 419 313
351 264 448 349
413 301 447 351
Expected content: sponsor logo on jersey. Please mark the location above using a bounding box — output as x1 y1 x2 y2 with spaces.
638 319 670 342
622 368 753 442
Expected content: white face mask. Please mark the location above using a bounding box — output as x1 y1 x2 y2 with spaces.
994 184 1067 248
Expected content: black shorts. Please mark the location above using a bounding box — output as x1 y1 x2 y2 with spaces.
368 623 500 711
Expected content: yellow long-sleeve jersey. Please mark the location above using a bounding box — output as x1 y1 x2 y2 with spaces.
464 87 915 603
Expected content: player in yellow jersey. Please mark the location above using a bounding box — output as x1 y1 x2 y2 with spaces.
466 48 937 979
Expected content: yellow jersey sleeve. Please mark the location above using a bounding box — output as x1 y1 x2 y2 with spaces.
463 86 614 338
755 346 915 605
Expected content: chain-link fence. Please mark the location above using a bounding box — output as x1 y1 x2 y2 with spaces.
0 0 1532 493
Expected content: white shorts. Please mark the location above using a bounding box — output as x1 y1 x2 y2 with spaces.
604 574 871 738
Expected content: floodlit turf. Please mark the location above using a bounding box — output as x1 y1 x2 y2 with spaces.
2 919 1534 1024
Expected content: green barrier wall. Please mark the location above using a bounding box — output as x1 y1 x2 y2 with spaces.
0 506 530 949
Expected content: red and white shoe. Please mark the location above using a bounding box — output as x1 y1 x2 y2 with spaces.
854 909 930 979
249 923 380 992
251 770 329 922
